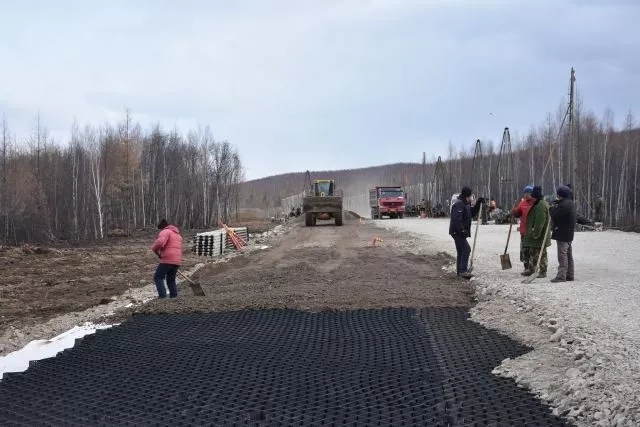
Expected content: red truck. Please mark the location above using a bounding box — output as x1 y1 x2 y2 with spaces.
369 186 406 219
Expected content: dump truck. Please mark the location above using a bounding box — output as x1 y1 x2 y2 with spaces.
303 179 344 226
369 186 406 219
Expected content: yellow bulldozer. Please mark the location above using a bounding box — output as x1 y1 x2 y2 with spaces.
303 179 344 226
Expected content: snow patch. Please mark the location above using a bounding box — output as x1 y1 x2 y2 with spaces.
0 322 115 380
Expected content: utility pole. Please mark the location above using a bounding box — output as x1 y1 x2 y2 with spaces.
421 152 426 202
568 67 577 203
434 156 445 209
471 139 484 198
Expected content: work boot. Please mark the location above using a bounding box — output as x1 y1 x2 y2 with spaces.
550 277 565 283
566 277 574 281
520 270 532 276
538 272 547 278
459 272 473 279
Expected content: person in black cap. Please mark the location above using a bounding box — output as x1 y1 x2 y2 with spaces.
549 185 577 282
449 186 485 278
522 186 551 278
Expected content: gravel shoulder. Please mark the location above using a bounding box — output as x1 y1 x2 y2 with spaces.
375 217 640 427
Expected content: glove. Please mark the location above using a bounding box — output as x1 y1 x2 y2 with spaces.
476 197 486 205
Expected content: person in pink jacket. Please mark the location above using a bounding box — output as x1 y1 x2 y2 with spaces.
151 219 183 298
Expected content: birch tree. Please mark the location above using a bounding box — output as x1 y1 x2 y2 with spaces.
86 126 105 239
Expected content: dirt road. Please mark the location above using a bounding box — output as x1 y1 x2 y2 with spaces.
119 216 473 319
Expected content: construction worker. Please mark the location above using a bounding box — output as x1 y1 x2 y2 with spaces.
522 186 551 278
549 185 577 282
151 219 183 298
449 186 485 279
512 185 534 273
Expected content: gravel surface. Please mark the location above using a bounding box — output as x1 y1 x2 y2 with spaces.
375 217 640 426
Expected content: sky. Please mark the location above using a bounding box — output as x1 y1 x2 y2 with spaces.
1 0 639 180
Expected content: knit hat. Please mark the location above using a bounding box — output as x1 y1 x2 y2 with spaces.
530 186 543 200
557 185 571 199
459 186 472 198
523 185 534 194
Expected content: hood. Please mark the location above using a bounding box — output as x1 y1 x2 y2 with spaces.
164 225 180 234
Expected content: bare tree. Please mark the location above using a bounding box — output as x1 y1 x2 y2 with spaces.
1 116 8 240
71 119 81 239
86 126 105 239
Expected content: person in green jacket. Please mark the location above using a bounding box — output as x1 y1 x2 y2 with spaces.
522 185 552 278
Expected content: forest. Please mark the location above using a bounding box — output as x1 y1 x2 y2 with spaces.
242 95 640 230
0 110 243 244
3 85 640 245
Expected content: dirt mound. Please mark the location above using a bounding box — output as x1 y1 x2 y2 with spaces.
344 210 362 219
0 244 61 257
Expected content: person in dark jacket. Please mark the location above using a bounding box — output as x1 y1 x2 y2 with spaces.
549 185 577 282
449 187 485 279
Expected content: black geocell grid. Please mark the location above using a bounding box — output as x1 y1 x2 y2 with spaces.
0 308 572 426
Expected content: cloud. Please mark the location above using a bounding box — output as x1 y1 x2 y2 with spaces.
1 0 639 179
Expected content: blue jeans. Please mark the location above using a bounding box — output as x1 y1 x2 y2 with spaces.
452 236 471 275
154 263 179 298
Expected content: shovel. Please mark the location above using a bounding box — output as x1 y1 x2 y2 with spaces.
500 218 514 270
177 270 206 296
522 216 552 284
467 202 483 273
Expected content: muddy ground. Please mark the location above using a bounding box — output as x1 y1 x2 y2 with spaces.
1 216 471 355
114 216 473 320
0 219 275 350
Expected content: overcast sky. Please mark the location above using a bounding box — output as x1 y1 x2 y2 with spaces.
1 0 638 180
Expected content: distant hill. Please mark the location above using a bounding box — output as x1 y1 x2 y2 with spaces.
239 123 640 229
238 162 429 211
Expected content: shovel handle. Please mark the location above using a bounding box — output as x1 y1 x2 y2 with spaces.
469 202 483 270
177 270 195 284
504 218 514 255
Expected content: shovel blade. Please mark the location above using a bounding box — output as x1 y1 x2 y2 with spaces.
500 253 512 270
188 282 206 297
521 271 538 284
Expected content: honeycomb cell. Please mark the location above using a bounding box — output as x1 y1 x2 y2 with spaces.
0 308 571 426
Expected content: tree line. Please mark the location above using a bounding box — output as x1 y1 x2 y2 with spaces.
0 110 244 244
247 99 638 230
438 99 639 229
